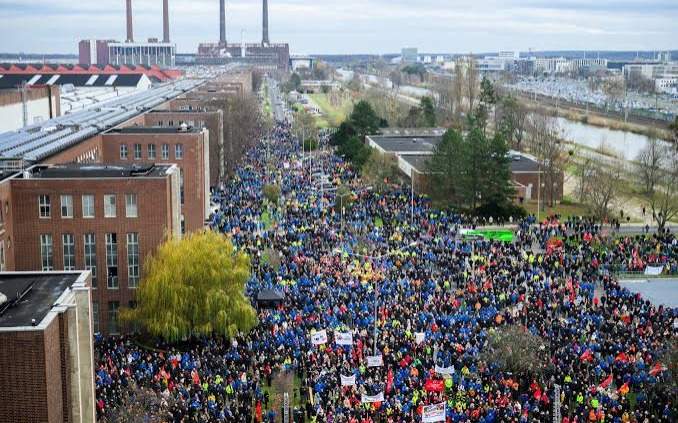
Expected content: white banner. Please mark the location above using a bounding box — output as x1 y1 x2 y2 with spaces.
340 374 356 386
361 392 384 403
311 330 328 345
422 402 446 422
335 332 354 346
415 332 425 344
366 355 383 367
434 365 455 377
644 266 664 276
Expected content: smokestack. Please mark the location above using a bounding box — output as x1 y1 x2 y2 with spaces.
126 0 134 42
219 0 226 45
163 0 170 43
262 0 269 46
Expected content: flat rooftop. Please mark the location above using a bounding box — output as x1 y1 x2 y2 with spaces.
401 154 433 173
20 164 173 179
107 126 202 134
509 153 540 172
0 273 79 327
401 152 540 174
368 135 442 153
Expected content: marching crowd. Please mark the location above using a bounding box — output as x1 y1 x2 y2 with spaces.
94 120 677 422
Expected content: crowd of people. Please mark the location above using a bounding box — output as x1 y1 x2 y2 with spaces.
94 119 677 422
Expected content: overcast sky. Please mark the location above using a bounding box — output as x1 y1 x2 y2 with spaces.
1 0 676 55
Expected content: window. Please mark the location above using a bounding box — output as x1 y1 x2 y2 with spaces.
104 195 116 218
134 144 142 160
161 144 169 160
60 195 73 218
39 194 51 218
175 144 184 160
62 234 75 271
127 233 139 288
0 241 5 272
120 144 128 160
106 233 118 289
108 301 120 334
181 214 185 235
125 194 138 218
40 234 53 271
82 195 95 218
168 120 174 126
84 234 97 288
92 301 100 333
179 169 184 205
148 144 156 160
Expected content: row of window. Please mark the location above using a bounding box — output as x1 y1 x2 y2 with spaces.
92 300 136 334
39 232 139 289
120 143 183 161
39 194 138 219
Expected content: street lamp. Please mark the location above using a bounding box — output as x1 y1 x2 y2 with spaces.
333 241 418 354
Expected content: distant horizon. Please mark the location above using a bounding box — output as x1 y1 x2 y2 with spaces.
1 49 676 59
1 0 676 56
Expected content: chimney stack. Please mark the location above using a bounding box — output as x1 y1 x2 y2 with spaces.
219 0 226 45
262 0 269 46
163 0 170 43
126 0 134 42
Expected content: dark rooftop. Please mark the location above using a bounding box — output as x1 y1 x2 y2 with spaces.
509 153 541 172
108 126 202 134
21 164 173 179
0 273 79 328
368 135 442 153
401 155 433 173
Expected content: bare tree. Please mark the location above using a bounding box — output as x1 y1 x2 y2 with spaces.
465 55 479 113
649 144 678 230
480 326 549 377
292 109 319 145
575 155 596 204
527 114 568 207
102 384 171 423
635 138 664 194
582 161 623 220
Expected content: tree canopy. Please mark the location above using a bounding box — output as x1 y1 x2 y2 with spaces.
331 100 382 168
123 231 257 342
429 115 514 213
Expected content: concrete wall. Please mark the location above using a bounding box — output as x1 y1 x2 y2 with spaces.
0 87 60 133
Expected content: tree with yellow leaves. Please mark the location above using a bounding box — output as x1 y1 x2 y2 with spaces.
123 231 257 342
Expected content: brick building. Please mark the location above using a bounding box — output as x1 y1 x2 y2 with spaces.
0 164 181 335
101 127 210 233
143 110 225 187
0 271 95 423
366 134 563 203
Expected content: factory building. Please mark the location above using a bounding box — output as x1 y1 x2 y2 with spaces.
0 85 61 133
78 0 176 67
197 0 290 72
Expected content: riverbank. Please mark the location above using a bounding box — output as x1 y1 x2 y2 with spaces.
520 96 673 142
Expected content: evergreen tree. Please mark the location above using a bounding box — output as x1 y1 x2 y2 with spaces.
429 115 514 212
420 96 437 127
349 100 381 138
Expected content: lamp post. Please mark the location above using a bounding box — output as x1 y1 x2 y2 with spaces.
334 241 418 355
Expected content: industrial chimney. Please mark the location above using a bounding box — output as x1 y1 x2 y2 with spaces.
126 0 134 42
162 0 170 43
262 0 269 46
219 0 226 45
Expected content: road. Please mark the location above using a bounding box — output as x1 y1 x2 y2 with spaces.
267 78 286 122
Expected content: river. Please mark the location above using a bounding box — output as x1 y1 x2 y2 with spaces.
555 118 670 161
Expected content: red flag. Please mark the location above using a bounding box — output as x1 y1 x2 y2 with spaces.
386 369 394 394
580 350 593 362
649 362 667 377
256 401 263 422
598 374 613 389
614 352 628 363
424 379 445 393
